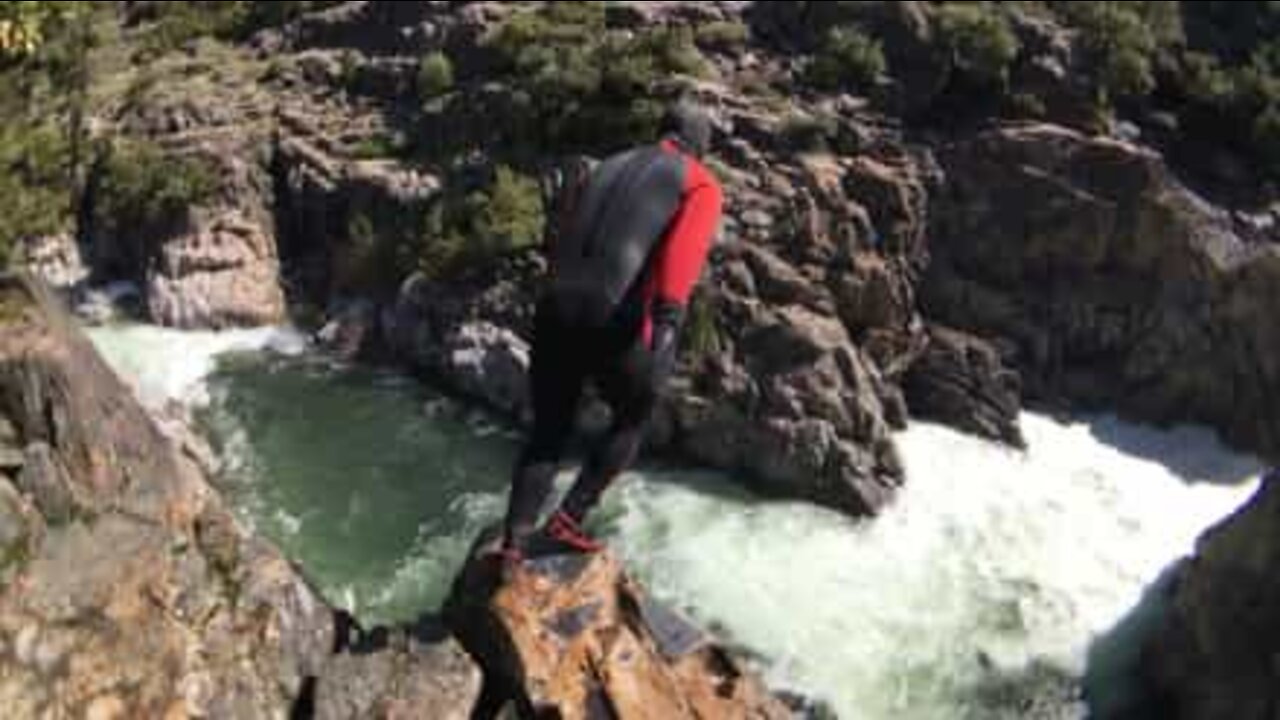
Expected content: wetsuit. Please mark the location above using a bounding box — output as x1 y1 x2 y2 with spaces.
504 139 723 547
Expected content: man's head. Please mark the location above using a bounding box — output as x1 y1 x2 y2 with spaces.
659 101 713 158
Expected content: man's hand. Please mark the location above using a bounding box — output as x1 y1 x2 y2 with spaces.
649 300 684 388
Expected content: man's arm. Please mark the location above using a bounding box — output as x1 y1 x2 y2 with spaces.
651 176 724 308
645 165 723 382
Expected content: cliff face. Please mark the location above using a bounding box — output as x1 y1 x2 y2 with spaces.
1143 473 1280 720
927 124 1280 460
23 2 1277 518
0 273 480 718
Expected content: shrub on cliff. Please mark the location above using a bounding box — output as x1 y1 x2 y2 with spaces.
483 3 708 154
805 25 886 92
418 51 454 100
420 166 544 279
0 124 71 267
1049 1 1180 103
933 2 1020 87
92 139 218 266
132 1 340 58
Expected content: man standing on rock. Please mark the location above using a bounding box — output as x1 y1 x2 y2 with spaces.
499 102 724 560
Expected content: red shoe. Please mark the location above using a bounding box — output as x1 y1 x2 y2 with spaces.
538 511 605 554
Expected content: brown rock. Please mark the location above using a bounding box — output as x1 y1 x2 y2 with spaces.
0 274 481 719
445 535 791 720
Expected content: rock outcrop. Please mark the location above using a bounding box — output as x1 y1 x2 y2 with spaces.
904 325 1024 447
928 123 1280 462
445 533 792 720
1142 471 1280 720
0 273 479 718
146 210 287 328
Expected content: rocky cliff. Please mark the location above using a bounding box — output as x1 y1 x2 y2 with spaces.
0 273 480 718
1142 471 1280 720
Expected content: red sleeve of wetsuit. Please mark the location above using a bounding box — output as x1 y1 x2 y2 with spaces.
652 159 723 307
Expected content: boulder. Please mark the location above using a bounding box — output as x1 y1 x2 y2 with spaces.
444 533 791 720
904 325 1025 447
146 211 287 328
314 620 482 720
674 301 905 516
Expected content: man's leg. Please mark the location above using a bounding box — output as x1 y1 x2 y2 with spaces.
502 307 583 551
554 338 658 531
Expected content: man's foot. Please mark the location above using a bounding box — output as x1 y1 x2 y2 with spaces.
530 511 605 556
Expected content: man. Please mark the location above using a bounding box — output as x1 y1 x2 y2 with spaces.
500 102 724 559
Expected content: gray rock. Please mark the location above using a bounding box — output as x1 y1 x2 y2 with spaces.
0 416 21 472
316 299 380 361
443 322 530 417
927 123 1280 461
146 211 286 329
904 325 1025 447
15 443 76 524
16 234 88 292
1144 473 1280 719
314 632 481 720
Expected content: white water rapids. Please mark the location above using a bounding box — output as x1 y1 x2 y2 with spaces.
85 323 1263 719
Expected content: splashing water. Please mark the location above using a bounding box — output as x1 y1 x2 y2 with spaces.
85 323 306 409
86 324 1262 719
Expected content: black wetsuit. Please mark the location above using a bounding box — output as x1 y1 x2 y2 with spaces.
503 140 723 544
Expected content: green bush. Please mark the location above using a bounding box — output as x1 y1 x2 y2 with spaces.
482 4 708 153
420 166 544 279
94 140 218 246
0 123 72 266
934 3 1020 85
684 291 721 363
418 51 454 99
780 112 837 153
1050 1 1173 102
1254 105 1280 169
806 25 886 92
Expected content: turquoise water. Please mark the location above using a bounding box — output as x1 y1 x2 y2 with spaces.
88 324 1263 720
199 356 520 621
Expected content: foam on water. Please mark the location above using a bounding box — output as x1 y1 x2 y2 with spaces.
596 416 1260 718
86 323 1264 719
86 323 306 409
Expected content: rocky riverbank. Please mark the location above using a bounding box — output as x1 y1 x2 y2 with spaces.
21 2 1278 522
0 271 791 718
0 273 481 717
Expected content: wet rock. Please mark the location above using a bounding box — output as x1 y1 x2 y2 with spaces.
445 532 791 720
904 325 1024 447
443 322 531 418
316 298 381 361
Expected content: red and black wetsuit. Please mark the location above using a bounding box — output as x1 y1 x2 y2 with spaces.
504 140 723 547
